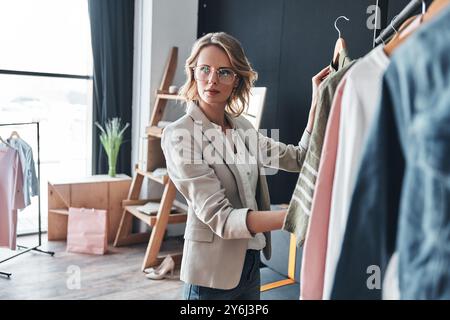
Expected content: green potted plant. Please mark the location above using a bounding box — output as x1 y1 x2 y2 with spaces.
95 118 130 177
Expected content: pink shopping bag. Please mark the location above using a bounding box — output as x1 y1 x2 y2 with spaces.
67 207 108 255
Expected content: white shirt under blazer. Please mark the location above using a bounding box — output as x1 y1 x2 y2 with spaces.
161 102 310 290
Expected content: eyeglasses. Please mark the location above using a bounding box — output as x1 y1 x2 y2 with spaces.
192 65 238 85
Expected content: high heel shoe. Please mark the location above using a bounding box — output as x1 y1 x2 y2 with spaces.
143 254 174 274
145 255 175 280
143 267 154 274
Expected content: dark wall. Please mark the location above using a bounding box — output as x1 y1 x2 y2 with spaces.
197 0 411 203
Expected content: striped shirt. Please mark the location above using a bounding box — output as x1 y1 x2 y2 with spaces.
283 48 356 247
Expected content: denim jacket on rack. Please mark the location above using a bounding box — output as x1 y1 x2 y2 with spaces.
331 5 450 300
391 5 450 300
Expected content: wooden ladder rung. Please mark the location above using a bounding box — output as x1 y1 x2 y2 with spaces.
156 93 186 101
136 168 168 185
124 205 187 226
146 126 163 138
122 199 159 206
123 198 187 212
48 208 69 216
149 212 187 227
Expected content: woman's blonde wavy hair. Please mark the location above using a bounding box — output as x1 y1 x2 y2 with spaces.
179 32 258 117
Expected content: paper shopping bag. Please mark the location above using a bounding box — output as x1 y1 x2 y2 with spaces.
67 207 108 255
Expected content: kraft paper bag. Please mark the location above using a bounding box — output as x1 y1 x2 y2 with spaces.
67 207 108 255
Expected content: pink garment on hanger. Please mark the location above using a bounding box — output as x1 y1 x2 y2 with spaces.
300 77 347 300
0 146 25 250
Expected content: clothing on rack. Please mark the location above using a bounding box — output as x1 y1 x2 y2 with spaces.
283 47 355 247
322 44 390 299
0 144 26 250
7 137 39 207
0 122 53 278
383 252 400 300
331 4 450 299
330 67 404 300
299 77 347 300
388 5 450 299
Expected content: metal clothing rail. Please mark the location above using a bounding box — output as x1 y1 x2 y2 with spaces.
0 121 54 279
374 0 425 45
373 0 381 48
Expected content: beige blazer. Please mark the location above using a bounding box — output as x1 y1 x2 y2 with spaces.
161 102 307 290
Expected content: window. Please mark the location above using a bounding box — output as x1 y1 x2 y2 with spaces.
0 0 93 234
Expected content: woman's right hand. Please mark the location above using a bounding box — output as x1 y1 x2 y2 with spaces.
306 66 331 133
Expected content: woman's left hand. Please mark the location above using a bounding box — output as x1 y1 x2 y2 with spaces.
306 66 331 133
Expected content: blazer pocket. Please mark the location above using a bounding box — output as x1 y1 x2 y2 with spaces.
184 227 214 243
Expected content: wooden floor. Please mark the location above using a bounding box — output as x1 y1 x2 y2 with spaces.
0 235 184 300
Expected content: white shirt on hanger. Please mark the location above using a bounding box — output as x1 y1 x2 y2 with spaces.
323 45 390 299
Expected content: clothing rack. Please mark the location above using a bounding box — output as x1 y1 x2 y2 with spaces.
0 121 54 279
374 0 426 45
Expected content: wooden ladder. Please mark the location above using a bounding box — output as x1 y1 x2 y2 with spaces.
114 47 188 271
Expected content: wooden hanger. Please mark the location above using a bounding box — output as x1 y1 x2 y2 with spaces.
332 16 350 69
384 15 420 56
384 0 450 56
9 130 20 139
333 38 347 69
423 0 450 22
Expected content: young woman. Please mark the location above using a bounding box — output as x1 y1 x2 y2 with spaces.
161 32 329 300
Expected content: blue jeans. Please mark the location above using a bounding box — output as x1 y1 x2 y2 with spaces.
183 249 261 300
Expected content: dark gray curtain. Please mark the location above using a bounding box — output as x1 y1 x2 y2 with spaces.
88 0 134 176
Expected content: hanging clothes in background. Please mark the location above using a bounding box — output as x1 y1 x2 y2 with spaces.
331 3 450 300
7 136 39 207
283 48 355 247
0 143 26 250
322 45 390 299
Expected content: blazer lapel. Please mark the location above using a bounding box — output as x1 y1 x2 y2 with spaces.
186 103 249 207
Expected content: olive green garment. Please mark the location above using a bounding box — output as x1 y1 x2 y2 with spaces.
283 49 357 247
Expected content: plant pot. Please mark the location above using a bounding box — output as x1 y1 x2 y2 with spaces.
108 156 117 177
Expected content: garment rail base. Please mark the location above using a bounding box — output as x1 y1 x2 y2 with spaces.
0 244 55 278
17 244 55 255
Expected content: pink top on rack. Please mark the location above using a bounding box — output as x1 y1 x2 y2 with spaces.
0 145 25 250
300 77 347 300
